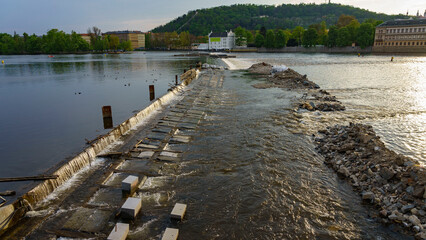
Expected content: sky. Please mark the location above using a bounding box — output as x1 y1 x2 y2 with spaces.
0 0 425 35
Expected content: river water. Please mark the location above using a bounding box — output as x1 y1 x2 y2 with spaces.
1 52 424 239
0 52 202 195
224 53 426 165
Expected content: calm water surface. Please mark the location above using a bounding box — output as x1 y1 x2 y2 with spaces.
0 52 201 193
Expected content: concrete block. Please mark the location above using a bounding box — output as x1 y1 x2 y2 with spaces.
107 223 129 240
137 151 154 158
171 203 187 220
161 228 179 240
122 175 139 193
121 197 142 219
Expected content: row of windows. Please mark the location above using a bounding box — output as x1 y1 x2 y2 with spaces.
385 34 426 40
375 41 425 46
379 27 426 34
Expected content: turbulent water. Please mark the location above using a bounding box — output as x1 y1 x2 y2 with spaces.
224 53 426 165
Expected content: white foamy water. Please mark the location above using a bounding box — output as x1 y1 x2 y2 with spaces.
221 58 253 70
38 158 105 206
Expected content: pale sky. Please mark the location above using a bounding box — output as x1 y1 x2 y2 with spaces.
0 0 425 35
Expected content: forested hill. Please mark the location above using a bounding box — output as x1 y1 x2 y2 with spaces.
151 3 404 35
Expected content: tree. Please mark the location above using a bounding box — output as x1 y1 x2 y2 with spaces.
318 21 328 45
179 31 191 48
108 35 120 51
260 26 267 37
292 26 305 46
327 25 338 47
302 27 318 47
245 30 254 44
145 33 151 49
275 29 288 48
87 26 102 47
356 22 374 48
170 31 180 48
254 33 264 47
119 40 132 51
336 14 356 28
346 19 360 42
336 27 351 47
265 30 275 48
234 26 247 46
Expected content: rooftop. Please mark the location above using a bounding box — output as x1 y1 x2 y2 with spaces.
209 32 229 38
104 30 143 35
377 18 426 27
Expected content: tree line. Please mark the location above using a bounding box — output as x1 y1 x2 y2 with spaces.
152 3 403 36
145 31 207 50
236 15 382 49
0 27 132 55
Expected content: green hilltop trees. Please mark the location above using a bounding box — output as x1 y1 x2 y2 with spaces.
228 14 382 49
152 3 402 36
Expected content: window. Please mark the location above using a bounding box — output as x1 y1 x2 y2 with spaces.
397 29 400 33
414 28 417 33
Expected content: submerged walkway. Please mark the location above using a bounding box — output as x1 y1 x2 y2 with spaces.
4 68 411 239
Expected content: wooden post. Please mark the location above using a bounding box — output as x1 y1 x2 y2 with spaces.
149 85 155 101
175 75 178 85
102 106 113 129
183 69 186 73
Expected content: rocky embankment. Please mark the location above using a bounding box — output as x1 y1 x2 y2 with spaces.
249 62 345 112
315 123 426 239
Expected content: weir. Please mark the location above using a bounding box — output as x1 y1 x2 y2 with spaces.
0 69 199 236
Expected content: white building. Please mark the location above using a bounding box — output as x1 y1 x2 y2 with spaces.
208 30 235 50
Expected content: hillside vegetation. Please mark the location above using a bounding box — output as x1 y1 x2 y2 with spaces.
152 3 404 35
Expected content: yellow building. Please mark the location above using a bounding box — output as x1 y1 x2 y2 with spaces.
373 19 426 53
103 31 146 50
79 34 91 44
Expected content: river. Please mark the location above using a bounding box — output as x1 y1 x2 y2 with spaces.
223 53 426 165
0 52 424 239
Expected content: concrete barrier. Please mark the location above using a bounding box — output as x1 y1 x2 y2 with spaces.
122 175 139 193
162 228 179 240
171 203 187 221
107 223 129 240
121 197 142 219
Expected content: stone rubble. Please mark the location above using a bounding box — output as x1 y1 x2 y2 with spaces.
249 62 345 112
248 62 273 75
314 123 425 239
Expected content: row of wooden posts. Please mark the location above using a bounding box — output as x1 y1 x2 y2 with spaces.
102 70 187 129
